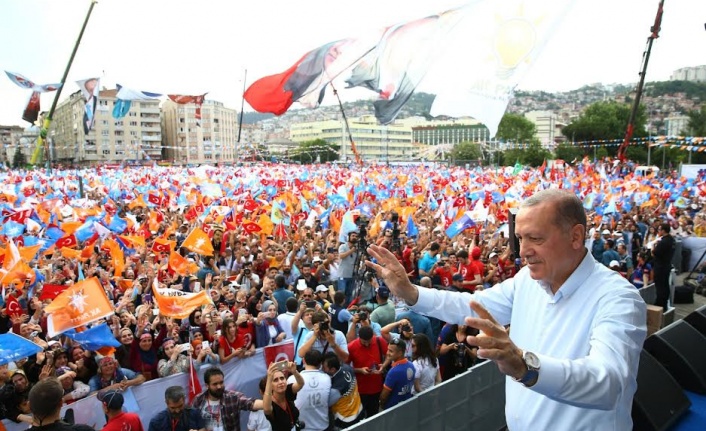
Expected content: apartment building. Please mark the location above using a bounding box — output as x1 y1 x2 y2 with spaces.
671 66 706 83
0 125 33 166
51 89 162 165
290 115 414 161
410 117 490 146
524 110 566 146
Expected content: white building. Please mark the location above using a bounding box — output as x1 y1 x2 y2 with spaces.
671 66 706 83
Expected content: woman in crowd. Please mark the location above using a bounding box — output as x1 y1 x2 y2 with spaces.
438 324 478 381
69 346 98 384
157 338 191 377
411 333 441 394
191 339 220 369
630 251 653 288
129 318 167 381
263 361 305 431
115 327 135 369
255 300 286 347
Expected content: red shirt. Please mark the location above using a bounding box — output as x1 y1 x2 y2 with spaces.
458 262 479 292
470 259 484 280
434 266 454 287
102 412 144 431
348 336 388 395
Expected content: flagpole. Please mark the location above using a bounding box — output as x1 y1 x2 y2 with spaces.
236 69 247 162
31 0 98 173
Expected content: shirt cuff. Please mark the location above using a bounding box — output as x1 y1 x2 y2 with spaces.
528 353 565 396
409 285 435 313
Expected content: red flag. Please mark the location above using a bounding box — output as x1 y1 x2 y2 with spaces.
263 342 295 368
194 203 205 214
412 184 423 194
9 209 32 224
55 234 78 249
243 200 259 212
539 159 547 174
275 223 287 239
5 295 24 318
168 94 207 124
184 207 198 222
452 196 466 208
550 164 557 181
151 239 175 254
147 193 163 207
39 284 69 301
242 222 262 234
188 358 202 402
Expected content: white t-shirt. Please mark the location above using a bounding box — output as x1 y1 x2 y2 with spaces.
201 399 224 431
247 409 272 431
413 357 438 394
278 312 296 339
288 370 332 431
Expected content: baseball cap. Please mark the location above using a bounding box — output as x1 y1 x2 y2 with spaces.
489 252 498 259
315 285 328 293
97 390 124 410
609 260 620 268
312 256 322 263
601 229 611 235
377 286 390 298
452 274 464 282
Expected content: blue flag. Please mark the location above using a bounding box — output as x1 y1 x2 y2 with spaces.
2 220 25 238
445 213 476 239
406 215 419 238
63 323 121 351
108 216 128 233
0 333 43 365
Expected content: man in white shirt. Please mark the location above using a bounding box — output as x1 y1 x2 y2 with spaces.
288 350 332 431
366 189 647 431
277 297 299 340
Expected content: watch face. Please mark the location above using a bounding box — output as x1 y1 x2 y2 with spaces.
524 351 540 369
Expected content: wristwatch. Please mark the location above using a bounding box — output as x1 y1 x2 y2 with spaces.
513 350 540 387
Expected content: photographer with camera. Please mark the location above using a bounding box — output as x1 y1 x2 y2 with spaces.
297 311 349 363
338 232 359 305
380 319 415 359
345 305 381 343
438 324 478 381
234 262 260 292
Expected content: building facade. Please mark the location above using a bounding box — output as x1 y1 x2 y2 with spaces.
664 115 691 136
671 66 706 83
410 118 489 146
0 125 33 167
161 99 239 165
524 110 565 147
290 115 414 161
51 89 162 165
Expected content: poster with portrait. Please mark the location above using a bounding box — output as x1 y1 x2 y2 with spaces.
76 77 100 134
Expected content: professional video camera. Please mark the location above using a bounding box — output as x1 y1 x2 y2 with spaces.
388 210 402 253
352 215 376 300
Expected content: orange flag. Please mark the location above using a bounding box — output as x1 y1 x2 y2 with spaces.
1 260 35 287
60 221 82 236
168 251 190 276
103 239 125 277
182 228 214 256
19 245 41 263
44 277 114 337
152 280 212 319
256 214 274 236
59 247 83 260
128 194 147 209
119 235 146 249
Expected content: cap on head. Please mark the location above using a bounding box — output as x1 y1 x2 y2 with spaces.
98 389 124 410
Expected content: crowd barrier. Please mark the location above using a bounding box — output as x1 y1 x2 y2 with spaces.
1 341 287 431
351 360 507 431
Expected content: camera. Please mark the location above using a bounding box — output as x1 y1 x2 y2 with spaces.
400 324 412 333
358 311 368 321
354 215 369 228
318 321 330 333
295 420 306 430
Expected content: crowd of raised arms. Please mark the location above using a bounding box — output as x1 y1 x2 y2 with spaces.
1 159 704 430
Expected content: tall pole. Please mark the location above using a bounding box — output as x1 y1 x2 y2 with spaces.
31 0 98 172
617 0 665 162
236 69 247 163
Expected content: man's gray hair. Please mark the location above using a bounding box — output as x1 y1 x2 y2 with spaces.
419 277 432 288
165 385 186 402
521 189 587 231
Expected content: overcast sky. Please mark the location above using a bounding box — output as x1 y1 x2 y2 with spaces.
1 0 704 127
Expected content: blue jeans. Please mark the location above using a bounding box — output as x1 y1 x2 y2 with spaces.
338 278 355 305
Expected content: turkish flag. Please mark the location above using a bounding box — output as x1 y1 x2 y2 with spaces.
224 211 236 225
39 284 69 301
55 234 78 249
23 188 36 197
243 200 258 212
452 196 466 208
260 179 271 186
152 239 174 254
8 209 32 224
263 341 295 368
194 203 205 214
185 207 198 222
412 185 423 194
275 223 287 239
202 224 214 238
241 222 262 233
6 295 24 318
188 358 202 403
291 212 307 225
276 179 286 188
147 193 163 206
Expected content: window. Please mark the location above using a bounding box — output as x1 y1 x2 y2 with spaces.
102 130 109 136
102 120 109 126
130 121 137 126
99 100 109 106
102 149 111 155
129 112 137 117
130 131 137 136
114 121 123 127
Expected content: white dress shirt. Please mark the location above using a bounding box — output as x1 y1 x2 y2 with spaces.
412 250 646 431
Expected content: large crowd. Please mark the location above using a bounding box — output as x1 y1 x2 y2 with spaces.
1 159 705 431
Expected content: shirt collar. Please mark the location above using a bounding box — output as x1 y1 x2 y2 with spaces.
540 249 593 302
392 358 409 367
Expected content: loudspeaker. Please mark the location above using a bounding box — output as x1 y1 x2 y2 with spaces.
684 305 706 337
632 350 691 431
644 320 706 394
507 208 520 258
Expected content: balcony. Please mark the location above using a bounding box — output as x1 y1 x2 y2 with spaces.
141 135 162 141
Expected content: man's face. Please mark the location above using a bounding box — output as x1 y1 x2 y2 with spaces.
302 266 311 276
515 201 584 291
207 374 225 399
167 397 185 417
322 362 334 376
386 344 402 362
12 374 27 392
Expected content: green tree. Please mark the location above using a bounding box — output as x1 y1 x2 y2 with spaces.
687 105 706 136
12 147 26 169
553 143 584 163
496 113 536 143
562 100 647 146
450 141 482 164
519 141 551 167
290 139 340 164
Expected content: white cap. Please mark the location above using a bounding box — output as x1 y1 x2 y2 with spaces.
601 229 611 235
315 285 328 293
609 260 620 268
488 252 498 259
312 256 322 263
